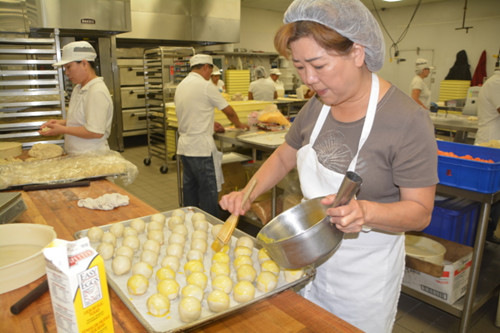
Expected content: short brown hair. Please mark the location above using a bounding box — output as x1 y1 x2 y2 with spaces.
274 21 353 58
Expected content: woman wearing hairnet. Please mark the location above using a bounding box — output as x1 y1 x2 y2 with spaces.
248 66 277 101
220 0 438 331
410 58 433 109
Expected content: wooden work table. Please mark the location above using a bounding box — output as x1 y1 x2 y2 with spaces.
0 179 361 333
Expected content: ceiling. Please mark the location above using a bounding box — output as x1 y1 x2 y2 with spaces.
241 0 448 12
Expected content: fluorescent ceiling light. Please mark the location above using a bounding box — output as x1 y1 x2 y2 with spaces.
383 0 402 2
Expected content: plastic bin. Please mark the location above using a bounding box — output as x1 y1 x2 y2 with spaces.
424 197 480 246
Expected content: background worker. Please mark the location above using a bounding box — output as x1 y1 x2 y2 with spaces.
211 65 225 93
40 41 113 155
248 66 277 101
175 54 249 218
409 58 433 109
269 68 285 97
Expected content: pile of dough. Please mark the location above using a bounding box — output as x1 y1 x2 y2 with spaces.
0 142 22 159
28 143 63 159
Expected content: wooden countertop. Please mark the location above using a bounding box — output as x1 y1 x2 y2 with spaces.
0 179 361 333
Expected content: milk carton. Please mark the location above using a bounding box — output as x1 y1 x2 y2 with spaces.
43 238 114 333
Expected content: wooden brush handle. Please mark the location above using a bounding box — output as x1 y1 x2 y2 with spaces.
241 178 258 209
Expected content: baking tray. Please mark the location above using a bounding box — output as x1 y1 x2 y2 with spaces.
236 130 287 151
74 207 314 333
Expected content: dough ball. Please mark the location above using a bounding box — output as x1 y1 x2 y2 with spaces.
151 213 166 225
212 252 230 265
211 224 223 239
212 275 233 294
142 239 161 254
178 296 201 323
147 220 163 233
157 278 180 300
190 238 207 253
207 290 230 313
184 260 204 276
130 218 146 234
109 223 124 238
210 262 230 280
112 255 131 276
191 212 206 223
122 235 140 251
233 255 253 270
101 232 117 246
256 271 278 292
156 266 176 283
97 242 114 260
171 208 186 221
234 246 252 257
261 260 280 276
236 264 256 282
168 216 184 230
166 243 184 259
115 245 134 259
236 236 254 249
147 230 164 244
219 244 230 254
181 284 204 302
127 274 149 296
233 280 255 303
141 249 158 267
87 226 104 242
284 268 305 283
186 272 208 290
161 255 180 272
123 226 138 237
172 224 188 237
147 293 170 317
257 248 271 264
132 261 153 279
193 219 208 232
187 249 204 262
168 232 186 246
192 229 207 241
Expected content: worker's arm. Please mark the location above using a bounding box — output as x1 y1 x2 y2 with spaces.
273 91 278 100
220 105 249 130
411 89 428 109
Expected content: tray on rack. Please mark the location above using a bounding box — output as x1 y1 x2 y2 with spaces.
237 130 288 150
74 207 314 333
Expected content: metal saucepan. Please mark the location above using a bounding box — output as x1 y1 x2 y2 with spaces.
256 171 362 269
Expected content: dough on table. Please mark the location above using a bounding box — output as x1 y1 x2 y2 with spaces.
256 271 278 292
181 284 204 302
127 274 149 295
112 255 131 275
28 143 64 159
122 235 140 251
115 245 134 259
0 142 22 159
210 262 230 279
207 290 230 313
187 249 204 261
109 223 125 238
101 232 116 246
168 216 184 230
233 280 255 303
147 293 170 317
161 255 180 272
123 226 138 237
212 252 230 265
130 218 146 233
142 239 161 254
179 296 202 323
233 255 253 270
97 242 114 260
186 272 208 290
236 264 256 282
211 275 233 294
87 226 104 242
157 278 180 300
261 260 280 276
184 260 204 276
156 266 176 282
132 261 153 279
236 236 254 249
141 249 158 267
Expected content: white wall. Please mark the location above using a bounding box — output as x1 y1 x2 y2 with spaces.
238 0 500 100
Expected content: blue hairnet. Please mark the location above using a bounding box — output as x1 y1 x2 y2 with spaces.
284 0 385 72
254 66 267 79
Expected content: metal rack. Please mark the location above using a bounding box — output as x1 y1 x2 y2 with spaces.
142 46 194 174
0 29 65 148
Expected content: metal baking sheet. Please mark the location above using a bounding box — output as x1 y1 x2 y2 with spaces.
237 130 287 151
74 207 314 333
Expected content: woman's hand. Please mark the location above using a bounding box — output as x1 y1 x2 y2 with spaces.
321 194 367 233
39 119 65 136
219 189 251 217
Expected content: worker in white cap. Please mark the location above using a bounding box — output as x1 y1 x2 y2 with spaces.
248 66 277 101
210 65 225 92
269 68 285 98
40 41 113 155
175 54 249 218
409 58 434 109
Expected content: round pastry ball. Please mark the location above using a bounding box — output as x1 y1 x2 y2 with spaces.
130 218 146 234
233 280 255 303
179 296 201 323
210 262 230 280
168 216 184 230
186 272 208 290
166 243 184 259
211 224 223 239
141 249 158 267
156 266 176 283
181 284 204 302
151 213 166 225
87 226 104 242
127 274 149 296
109 223 125 238
161 255 180 272
207 290 230 313
212 251 230 265
190 238 207 253
192 229 208 241
147 220 163 233
171 208 186 221
234 246 252 257
157 278 180 300
219 244 230 254
257 248 271 264
112 255 131 276
261 260 280 276
143 239 161 254
191 212 206 223
115 245 134 259
147 293 170 317
284 268 305 283
212 275 233 294
233 255 253 270
236 236 254 249
101 232 116 246
122 235 140 252
256 271 278 293
123 226 138 237
184 260 204 276
147 230 164 244
132 261 153 279
236 264 256 282
172 224 188 237
193 219 208 232
187 249 204 262
169 232 186 246
97 242 114 260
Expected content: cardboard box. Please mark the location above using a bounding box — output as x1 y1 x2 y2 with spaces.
403 232 472 304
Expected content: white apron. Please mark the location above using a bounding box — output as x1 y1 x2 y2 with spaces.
296 74 405 333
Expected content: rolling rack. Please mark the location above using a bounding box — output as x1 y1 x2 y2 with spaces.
142 46 194 174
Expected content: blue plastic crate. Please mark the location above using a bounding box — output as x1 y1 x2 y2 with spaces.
424 197 480 246
437 140 500 193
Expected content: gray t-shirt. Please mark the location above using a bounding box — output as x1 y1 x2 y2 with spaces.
286 85 438 203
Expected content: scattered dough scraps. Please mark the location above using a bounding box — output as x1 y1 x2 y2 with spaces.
28 143 64 159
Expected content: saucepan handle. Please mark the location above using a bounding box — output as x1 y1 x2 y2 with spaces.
330 171 363 208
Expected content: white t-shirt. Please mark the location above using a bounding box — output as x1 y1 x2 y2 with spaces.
249 78 276 101
475 70 500 144
269 78 285 98
64 77 113 155
409 75 431 108
175 72 229 156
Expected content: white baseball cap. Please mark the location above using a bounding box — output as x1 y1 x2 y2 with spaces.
53 41 97 67
415 58 434 71
190 54 213 67
270 68 282 75
211 65 222 76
